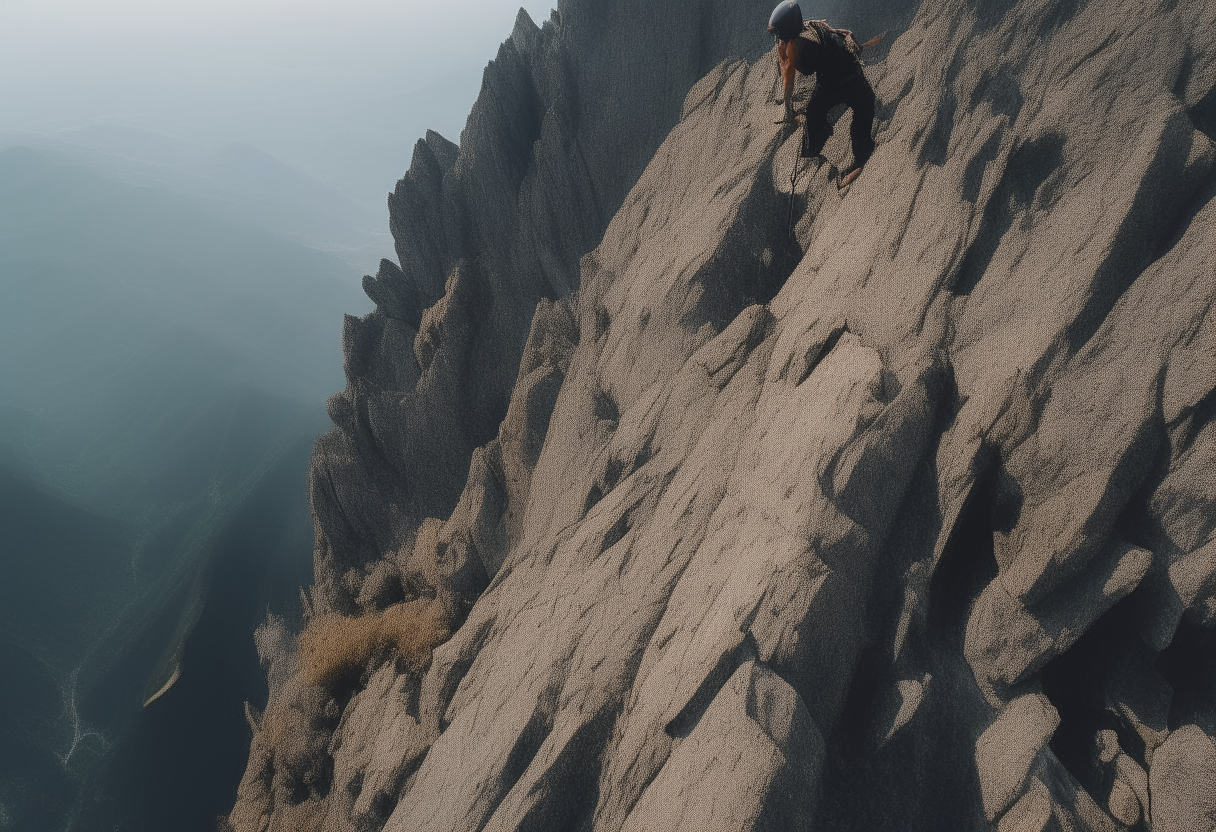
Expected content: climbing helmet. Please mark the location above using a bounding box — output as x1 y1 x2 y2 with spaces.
767 1 804 41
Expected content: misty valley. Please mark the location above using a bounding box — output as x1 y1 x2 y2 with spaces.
0 145 368 831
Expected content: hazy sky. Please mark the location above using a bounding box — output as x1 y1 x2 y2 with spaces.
0 0 555 118
0 0 556 73
0 0 555 216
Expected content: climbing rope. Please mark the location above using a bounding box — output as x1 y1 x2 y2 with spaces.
787 142 802 242
787 121 809 243
786 124 830 244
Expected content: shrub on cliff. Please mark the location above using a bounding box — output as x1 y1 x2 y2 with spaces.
298 598 450 689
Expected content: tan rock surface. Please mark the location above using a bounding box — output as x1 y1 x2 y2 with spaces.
230 0 1216 829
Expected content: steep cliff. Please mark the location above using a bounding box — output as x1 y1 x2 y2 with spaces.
231 0 1216 829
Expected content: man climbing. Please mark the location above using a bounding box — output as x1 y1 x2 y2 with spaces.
768 0 880 190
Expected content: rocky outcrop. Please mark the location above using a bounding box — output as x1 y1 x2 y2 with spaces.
307 0 801 614
231 0 1216 829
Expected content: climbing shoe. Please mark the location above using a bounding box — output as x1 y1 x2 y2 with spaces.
839 166 863 191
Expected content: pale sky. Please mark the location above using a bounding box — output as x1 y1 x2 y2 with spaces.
0 0 554 31
0 0 555 219
0 0 555 130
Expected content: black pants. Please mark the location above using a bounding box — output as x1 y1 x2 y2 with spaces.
802 74 876 169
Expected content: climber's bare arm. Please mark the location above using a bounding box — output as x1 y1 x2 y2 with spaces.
776 38 799 122
778 38 798 96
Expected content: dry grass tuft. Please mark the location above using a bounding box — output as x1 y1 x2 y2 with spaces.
380 599 452 670
298 598 450 689
298 614 381 688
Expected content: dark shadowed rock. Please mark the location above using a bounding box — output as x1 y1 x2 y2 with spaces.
1149 725 1216 832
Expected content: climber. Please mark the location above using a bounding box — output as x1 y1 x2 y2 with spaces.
768 0 880 190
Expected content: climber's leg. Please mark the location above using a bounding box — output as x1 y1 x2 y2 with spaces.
847 76 877 170
801 83 840 159
839 77 876 189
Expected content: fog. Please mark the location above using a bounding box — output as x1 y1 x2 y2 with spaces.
0 2 551 829
1 0 555 270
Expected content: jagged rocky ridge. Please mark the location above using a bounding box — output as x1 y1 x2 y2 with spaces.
308 0 806 609
230 0 1216 830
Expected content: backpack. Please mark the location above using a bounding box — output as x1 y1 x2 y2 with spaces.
805 20 864 63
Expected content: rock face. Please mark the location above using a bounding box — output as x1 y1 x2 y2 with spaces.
308 0 795 614
230 0 1216 830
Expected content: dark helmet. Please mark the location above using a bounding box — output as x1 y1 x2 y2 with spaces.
767 1 803 41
